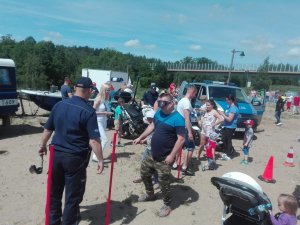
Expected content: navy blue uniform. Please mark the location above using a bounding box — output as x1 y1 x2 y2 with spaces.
44 96 99 225
151 109 185 161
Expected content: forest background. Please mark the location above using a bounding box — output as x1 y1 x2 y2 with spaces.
1 35 300 94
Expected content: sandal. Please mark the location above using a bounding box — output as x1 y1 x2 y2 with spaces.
158 205 172 217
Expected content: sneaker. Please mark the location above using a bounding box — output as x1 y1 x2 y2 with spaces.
240 160 249 165
171 164 178 170
138 193 156 202
276 122 282 126
133 177 143 183
158 205 172 217
220 154 231 161
182 168 195 176
153 183 160 190
117 143 125 147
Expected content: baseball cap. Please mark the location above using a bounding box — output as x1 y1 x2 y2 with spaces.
244 119 254 126
145 109 155 118
75 77 93 89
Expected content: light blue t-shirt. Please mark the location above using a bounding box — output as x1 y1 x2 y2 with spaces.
223 104 239 129
114 105 123 121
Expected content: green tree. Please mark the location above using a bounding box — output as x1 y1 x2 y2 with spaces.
252 57 272 90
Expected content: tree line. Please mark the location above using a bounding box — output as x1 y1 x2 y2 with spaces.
0 35 298 91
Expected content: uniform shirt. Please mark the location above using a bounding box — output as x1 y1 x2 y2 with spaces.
151 109 185 161
44 96 100 155
60 84 72 100
223 104 239 129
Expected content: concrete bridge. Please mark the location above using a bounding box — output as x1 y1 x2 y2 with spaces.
150 63 300 78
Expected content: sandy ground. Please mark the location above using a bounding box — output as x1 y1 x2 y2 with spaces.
0 100 299 225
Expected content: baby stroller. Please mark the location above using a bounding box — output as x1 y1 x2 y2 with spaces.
211 172 273 225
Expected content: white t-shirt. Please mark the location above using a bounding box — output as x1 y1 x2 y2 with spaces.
177 97 192 118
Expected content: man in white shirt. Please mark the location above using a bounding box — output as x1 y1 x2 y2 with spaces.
172 84 197 176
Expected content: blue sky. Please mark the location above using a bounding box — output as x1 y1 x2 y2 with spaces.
1 0 300 66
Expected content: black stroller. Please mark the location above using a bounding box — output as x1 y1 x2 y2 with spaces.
211 172 273 225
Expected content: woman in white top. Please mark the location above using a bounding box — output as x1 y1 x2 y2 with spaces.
197 99 224 160
92 84 113 162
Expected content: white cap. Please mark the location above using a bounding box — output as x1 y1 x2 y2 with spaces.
145 110 155 118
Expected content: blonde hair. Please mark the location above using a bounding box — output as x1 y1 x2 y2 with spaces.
278 194 298 215
98 84 110 102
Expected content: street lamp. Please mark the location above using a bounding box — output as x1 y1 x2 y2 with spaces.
227 49 245 84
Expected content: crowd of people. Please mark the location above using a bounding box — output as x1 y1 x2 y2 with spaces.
38 77 297 224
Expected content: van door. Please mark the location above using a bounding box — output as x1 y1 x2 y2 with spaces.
252 89 266 125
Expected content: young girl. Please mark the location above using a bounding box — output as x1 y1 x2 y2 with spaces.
201 132 219 171
269 194 297 225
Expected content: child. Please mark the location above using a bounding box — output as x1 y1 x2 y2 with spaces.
269 194 297 225
114 97 125 147
202 132 218 171
241 119 254 165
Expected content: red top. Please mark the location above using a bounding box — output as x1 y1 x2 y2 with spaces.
294 96 300 106
206 139 216 159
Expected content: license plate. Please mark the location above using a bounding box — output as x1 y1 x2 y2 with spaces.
235 128 246 132
0 99 18 106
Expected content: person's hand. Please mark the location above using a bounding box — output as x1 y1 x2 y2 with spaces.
107 112 114 115
164 154 175 165
38 145 47 156
188 132 194 141
133 138 141 145
97 160 104 174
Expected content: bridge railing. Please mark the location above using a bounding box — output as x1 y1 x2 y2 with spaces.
150 63 300 73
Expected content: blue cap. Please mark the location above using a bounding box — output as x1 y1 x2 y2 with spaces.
75 77 93 89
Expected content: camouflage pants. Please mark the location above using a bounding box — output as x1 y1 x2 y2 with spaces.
140 155 172 206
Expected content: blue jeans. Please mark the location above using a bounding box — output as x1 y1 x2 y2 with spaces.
50 151 87 225
275 111 281 124
243 146 250 156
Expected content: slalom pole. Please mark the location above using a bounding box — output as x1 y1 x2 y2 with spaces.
105 132 117 225
177 148 183 179
45 145 54 225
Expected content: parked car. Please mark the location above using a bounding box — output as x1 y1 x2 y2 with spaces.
178 81 265 132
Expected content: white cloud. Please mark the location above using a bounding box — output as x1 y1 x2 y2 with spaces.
241 37 274 53
287 47 300 57
288 38 300 46
124 39 140 47
189 44 202 51
43 31 63 42
145 44 156 50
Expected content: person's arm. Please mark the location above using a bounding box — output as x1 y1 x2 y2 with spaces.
67 86 73 98
165 133 185 165
219 110 235 123
89 138 104 174
212 110 224 127
133 122 155 144
153 100 159 112
183 109 193 141
38 129 53 156
212 146 216 160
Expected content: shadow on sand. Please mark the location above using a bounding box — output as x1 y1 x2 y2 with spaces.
0 124 43 140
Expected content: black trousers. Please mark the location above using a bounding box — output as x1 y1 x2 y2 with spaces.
222 128 235 157
49 151 87 225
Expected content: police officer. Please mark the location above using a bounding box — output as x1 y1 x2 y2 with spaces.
38 77 104 225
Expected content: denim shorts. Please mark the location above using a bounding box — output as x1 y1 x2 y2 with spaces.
184 130 195 151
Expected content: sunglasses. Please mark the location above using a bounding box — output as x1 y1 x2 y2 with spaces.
157 100 173 108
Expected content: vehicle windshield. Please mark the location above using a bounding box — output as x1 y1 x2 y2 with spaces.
0 68 13 87
208 86 249 103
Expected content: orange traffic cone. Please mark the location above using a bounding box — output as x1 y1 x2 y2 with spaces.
283 146 295 167
258 156 276 183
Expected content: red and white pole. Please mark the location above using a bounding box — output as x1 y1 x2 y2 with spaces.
45 145 54 225
177 148 183 179
105 132 117 225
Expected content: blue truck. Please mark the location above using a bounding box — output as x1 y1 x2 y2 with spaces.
179 81 265 132
0 58 19 126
